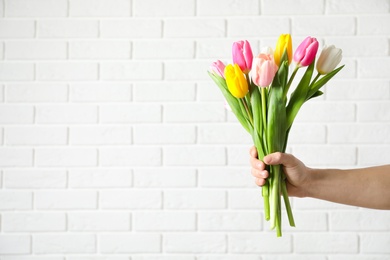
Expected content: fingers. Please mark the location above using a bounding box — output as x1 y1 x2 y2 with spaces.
249 146 258 158
263 152 297 167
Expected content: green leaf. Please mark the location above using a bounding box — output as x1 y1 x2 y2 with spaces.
306 65 345 100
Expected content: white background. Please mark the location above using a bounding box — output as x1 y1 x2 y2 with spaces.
0 0 390 259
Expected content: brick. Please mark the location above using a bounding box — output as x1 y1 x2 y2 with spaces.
70 83 131 102
0 235 31 254
133 0 195 16
360 233 390 253
4 169 66 188
0 62 34 81
228 189 264 209
100 190 162 209
2 212 66 232
68 212 130 231
359 15 390 35
288 124 326 144
229 233 291 253
69 0 131 17
357 102 390 122
5 41 67 60
36 105 98 124
38 20 99 38
69 169 132 188
33 234 96 253
262 0 325 14
198 211 261 231
1 257 64 260
70 126 132 145
0 191 32 210
133 211 196 231
100 104 161 123
196 39 235 59
197 81 227 101
197 257 260 260
133 40 194 59
164 18 225 38
358 146 390 166
35 148 97 167
326 37 389 57
164 103 225 123
294 197 357 210
6 83 68 103
263 256 326 260
328 256 390 260
284 211 328 232
294 102 356 123
227 146 252 166
358 58 390 78
330 210 390 231
99 234 161 253
0 148 33 167
133 82 195 102
0 105 34 124
164 146 226 166
326 80 390 100
5 0 67 17
164 60 213 80
35 191 97 209
133 125 196 144
198 124 252 144
5 126 67 145
327 0 390 13
199 167 254 188
164 190 226 209
100 19 162 38
0 20 35 38
100 147 162 167
293 16 356 36
198 0 259 15
69 41 131 59
328 124 390 144
133 257 194 260
292 145 356 166
100 61 162 80
228 17 290 37
294 233 358 253
36 62 98 81
164 233 226 253
68 258 128 260
133 168 196 188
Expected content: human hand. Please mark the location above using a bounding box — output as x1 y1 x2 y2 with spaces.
249 146 311 197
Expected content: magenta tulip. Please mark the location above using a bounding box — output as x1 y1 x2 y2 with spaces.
293 36 319 67
251 53 278 87
210 60 226 78
232 40 253 74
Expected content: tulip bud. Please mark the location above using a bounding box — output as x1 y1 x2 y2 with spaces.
232 40 253 74
294 36 319 67
224 63 249 98
210 60 226 78
316 45 342 75
251 53 278 87
274 34 292 66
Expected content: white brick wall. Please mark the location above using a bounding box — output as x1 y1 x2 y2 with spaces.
0 0 389 258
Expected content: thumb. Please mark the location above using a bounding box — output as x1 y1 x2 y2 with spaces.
263 152 297 167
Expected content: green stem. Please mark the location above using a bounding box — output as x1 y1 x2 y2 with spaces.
282 179 295 227
284 66 299 98
241 98 254 127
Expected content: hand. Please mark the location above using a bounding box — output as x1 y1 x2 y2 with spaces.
249 146 311 197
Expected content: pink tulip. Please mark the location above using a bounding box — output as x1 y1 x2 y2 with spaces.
293 36 319 67
251 53 278 87
210 60 226 78
232 40 253 74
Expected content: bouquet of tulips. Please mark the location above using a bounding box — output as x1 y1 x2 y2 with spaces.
208 34 343 237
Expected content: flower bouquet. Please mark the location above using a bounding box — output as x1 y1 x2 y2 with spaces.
208 34 343 236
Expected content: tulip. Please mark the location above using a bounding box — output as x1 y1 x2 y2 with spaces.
210 60 226 78
232 40 253 74
294 36 319 67
224 63 249 98
251 53 278 87
274 34 292 66
316 45 343 75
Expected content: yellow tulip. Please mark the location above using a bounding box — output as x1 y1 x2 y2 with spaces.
224 63 248 99
274 34 292 66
